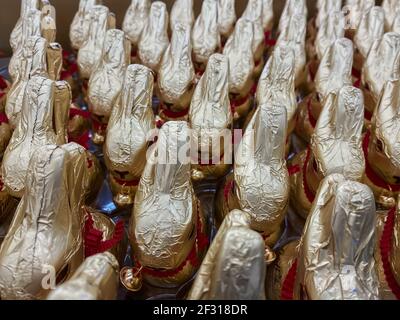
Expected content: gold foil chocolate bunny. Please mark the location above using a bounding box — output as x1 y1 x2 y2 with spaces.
344 0 375 38
361 32 400 123
77 5 112 80
138 1 169 73
2 75 71 198
189 53 232 182
242 0 266 77
223 18 255 123
70 0 103 51
170 0 194 30
188 209 266 300
0 142 99 299
216 103 289 255
88 28 131 144
104 64 155 207
217 0 236 42
290 86 365 219
296 37 354 143
124 121 207 289
47 252 119 300
256 45 296 138
157 22 195 122
292 175 379 300
192 0 221 75
353 6 385 74
122 0 151 52
362 78 400 209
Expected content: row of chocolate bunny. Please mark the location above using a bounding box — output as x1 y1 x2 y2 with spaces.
0 0 400 300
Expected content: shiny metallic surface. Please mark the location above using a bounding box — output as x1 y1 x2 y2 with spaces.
122 0 151 47
218 0 236 39
170 0 194 29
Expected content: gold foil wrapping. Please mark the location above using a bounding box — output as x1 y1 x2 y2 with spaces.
138 1 169 72
189 53 232 181
382 0 400 31
188 210 265 300
47 252 119 300
170 0 194 29
218 0 236 39
295 175 379 300
122 0 151 47
129 121 204 288
104 64 155 207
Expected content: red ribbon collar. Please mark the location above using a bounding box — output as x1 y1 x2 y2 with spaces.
363 131 400 192
307 96 317 128
380 207 400 299
281 259 298 300
113 176 140 187
230 94 250 113
159 101 189 119
302 148 316 204
0 112 9 124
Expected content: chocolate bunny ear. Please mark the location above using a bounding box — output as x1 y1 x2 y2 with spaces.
122 0 151 47
6 36 48 127
46 42 63 81
192 0 220 66
392 13 400 34
9 9 42 82
104 64 155 204
354 6 385 60
300 176 379 300
315 0 342 29
344 0 375 31
70 0 102 50
278 0 307 35
88 29 130 119
170 0 194 30
188 210 265 300
315 38 354 101
312 85 365 181
315 10 345 61
10 0 40 52
47 252 119 300
261 0 274 31
77 5 110 79
138 1 169 72
276 13 307 85
242 0 265 60
218 0 236 39
158 22 195 108
223 18 255 96
363 32 400 103
383 0 400 31
235 103 289 236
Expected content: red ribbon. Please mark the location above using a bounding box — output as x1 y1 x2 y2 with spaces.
0 76 7 90
302 147 316 204
230 94 250 114
0 112 9 124
135 202 209 278
223 180 235 202
84 211 125 257
91 115 108 133
307 96 317 128
159 101 189 119
281 259 298 300
69 107 91 119
364 108 373 121
264 30 277 47
308 64 316 83
363 131 400 192
113 176 140 187
380 207 400 299
288 164 301 176
352 67 361 80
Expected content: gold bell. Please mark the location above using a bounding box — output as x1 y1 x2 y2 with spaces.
264 245 277 265
120 266 143 292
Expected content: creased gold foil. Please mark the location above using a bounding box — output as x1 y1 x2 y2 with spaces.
233 103 289 243
122 0 151 47
0 142 98 299
88 29 130 120
70 0 102 50
223 18 254 101
189 53 232 181
363 78 400 206
382 0 400 31
104 64 155 207
77 5 110 79
192 0 220 68
188 210 266 300
362 32 400 113
6 36 48 128
354 6 385 60
138 1 169 72
170 0 194 29
278 0 307 35
9 9 42 81
295 175 379 300
345 0 375 31
218 0 236 39
47 252 119 300
129 121 204 288
2 76 58 198
315 0 342 29
256 45 296 134
261 0 274 32
157 22 195 110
